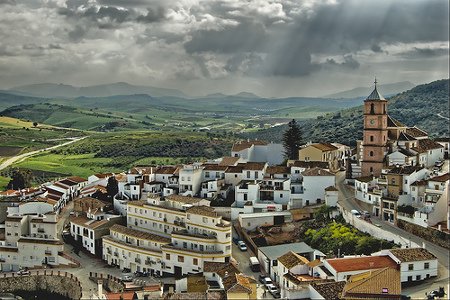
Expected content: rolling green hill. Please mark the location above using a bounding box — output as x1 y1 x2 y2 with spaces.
242 79 450 145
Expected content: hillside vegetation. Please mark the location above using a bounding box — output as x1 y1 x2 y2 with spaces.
242 79 449 145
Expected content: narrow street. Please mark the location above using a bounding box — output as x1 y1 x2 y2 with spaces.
335 171 450 298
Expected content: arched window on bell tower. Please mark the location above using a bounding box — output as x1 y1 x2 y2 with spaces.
369 151 374 157
370 103 375 114
383 104 386 114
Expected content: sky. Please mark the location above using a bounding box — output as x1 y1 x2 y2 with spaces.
0 0 448 97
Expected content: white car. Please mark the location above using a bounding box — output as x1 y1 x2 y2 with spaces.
237 241 247 251
261 277 273 286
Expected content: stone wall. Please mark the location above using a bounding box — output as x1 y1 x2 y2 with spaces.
339 204 419 248
0 271 82 300
397 219 450 249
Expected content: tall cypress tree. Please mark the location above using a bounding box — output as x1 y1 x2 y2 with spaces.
282 119 302 160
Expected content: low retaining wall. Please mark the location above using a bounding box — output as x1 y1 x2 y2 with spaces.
339 204 419 248
0 271 82 299
397 219 450 250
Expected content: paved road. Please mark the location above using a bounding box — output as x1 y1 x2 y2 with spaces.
0 136 87 171
336 171 449 298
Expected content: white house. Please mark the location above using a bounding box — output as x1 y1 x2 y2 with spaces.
300 168 335 207
322 256 398 282
374 248 438 283
231 140 284 165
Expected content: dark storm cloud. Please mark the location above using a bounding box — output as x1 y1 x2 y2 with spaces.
184 22 267 54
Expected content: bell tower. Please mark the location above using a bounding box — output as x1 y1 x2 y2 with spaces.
361 79 388 177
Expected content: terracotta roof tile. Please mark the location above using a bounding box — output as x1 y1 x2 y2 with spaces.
406 127 428 138
311 281 346 300
342 267 401 298
302 167 334 177
310 143 339 152
326 256 397 273
278 251 309 269
266 165 290 174
232 140 268 152
219 156 240 166
186 205 217 218
428 173 449 183
166 194 205 204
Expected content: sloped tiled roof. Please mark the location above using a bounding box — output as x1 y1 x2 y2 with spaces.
387 165 423 175
406 126 428 138
412 139 444 153
311 281 346 300
342 267 401 298
219 156 240 166
240 162 266 171
428 173 449 182
225 165 244 173
366 86 386 101
110 224 170 243
310 143 338 152
387 115 406 128
288 160 329 169
398 132 416 141
302 167 334 177
325 186 338 191
266 165 290 174
278 251 309 269
166 194 205 204
389 248 437 262
232 140 268 152
325 256 397 272
186 205 217 218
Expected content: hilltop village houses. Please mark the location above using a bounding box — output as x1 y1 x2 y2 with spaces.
0 84 448 299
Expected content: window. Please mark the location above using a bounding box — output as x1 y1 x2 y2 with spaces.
369 151 374 157
183 242 187 248
370 136 374 142
254 171 258 178
407 276 412 282
369 167 373 173
193 258 198 265
166 254 170 260
203 217 208 223
243 194 247 201
370 103 375 114
424 262 429 269
226 233 230 238
416 275 421 281
205 172 210 178
178 256 184 263
246 171 250 178
408 264 414 271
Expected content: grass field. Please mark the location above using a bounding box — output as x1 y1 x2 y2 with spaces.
13 153 123 178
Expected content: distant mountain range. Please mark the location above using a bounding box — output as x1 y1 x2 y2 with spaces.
323 81 415 99
9 82 187 98
241 79 449 145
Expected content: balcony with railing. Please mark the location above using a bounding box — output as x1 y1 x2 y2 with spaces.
113 251 119 257
135 257 141 263
107 248 112 255
45 250 52 255
37 228 45 233
145 259 152 265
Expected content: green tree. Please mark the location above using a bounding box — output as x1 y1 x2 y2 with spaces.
106 176 119 199
7 168 32 190
282 119 302 160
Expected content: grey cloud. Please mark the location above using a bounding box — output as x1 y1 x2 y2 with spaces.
136 7 166 23
184 22 267 54
398 47 449 59
371 44 383 53
325 55 360 70
0 0 15 5
68 25 87 41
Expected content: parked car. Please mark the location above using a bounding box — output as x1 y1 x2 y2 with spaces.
120 274 133 282
351 209 361 218
362 211 371 218
260 276 273 286
267 285 281 298
237 241 247 251
232 237 240 245
17 268 30 276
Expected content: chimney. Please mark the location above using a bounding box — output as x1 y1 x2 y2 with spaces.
97 280 103 297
